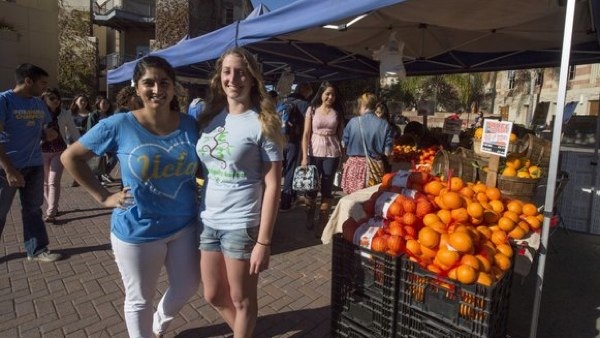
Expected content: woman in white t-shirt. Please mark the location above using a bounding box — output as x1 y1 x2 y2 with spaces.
196 47 283 338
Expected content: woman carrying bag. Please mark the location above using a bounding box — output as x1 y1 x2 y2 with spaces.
341 92 394 194
300 81 344 237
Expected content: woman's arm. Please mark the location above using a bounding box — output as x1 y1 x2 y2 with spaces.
58 110 81 144
249 160 282 274
300 108 313 167
61 142 128 208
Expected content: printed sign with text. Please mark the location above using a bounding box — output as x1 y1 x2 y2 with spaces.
480 119 513 157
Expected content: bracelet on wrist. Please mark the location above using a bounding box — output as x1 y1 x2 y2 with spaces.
255 240 271 247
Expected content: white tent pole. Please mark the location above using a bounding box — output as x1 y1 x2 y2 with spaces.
529 0 575 337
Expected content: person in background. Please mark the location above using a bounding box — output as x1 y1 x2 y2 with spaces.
374 101 398 139
300 81 344 237
341 93 394 195
40 88 80 223
69 94 92 187
115 86 143 114
88 96 117 185
196 47 283 338
0 63 62 262
61 56 200 337
187 95 205 120
279 82 313 212
268 89 278 103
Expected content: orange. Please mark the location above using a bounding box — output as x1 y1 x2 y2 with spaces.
461 254 481 271
506 200 523 214
418 227 440 249
496 243 514 258
441 191 464 210
497 217 516 232
476 225 492 240
475 192 489 204
509 133 518 142
525 215 542 230
488 200 505 213
476 254 493 273
471 217 484 226
503 210 521 223
428 221 448 234
402 212 418 226
459 186 475 199
517 220 530 233
388 202 403 218
448 232 474 253
424 180 445 196
420 244 437 259
449 177 465 192
437 209 452 225
447 267 458 280
477 272 494 286
427 264 443 274
505 158 521 170
406 239 422 256
451 208 470 223
483 210 500 224
491 230 508 245
509 225 527 239
485 187 502 201
494 253 512 271
522 203 538 216
436 248 460 268
456 264 478 284
402 199 417 214
473 182 488 193
423 213 441 227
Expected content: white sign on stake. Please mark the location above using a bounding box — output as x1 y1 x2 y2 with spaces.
480 119 513 157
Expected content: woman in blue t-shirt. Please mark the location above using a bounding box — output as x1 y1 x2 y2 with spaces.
61 56 200 337
196 47 283 338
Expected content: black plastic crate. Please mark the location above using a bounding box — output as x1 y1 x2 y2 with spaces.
331 316 372 338
398 257 512 338
331 234 402 338
332 234 402 298
398 305 477 338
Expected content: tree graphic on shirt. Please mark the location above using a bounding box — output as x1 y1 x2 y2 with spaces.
200 127 231 169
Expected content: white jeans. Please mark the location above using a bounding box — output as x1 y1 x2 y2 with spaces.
111 225 199 338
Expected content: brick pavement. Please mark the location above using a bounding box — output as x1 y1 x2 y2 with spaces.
0 174 333 338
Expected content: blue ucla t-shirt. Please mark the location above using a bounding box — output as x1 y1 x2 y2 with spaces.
79 112 199 243
0 90 51 168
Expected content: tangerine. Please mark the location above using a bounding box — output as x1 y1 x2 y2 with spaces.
485 187 502 201
497 217 516 232
483 210 500 224
402 212 418 226
506 200 523 214
424 180 444 196
422 213 441 227
467 202 484 219
461 254 481 271
496 243 514 258
406 239 421 256
503 210 521 223
459 186 475 198
476 254 493 273
477 272 494 286
402 199 417 214
488 200 505 213
472 182 488 193
522 203 538 216
476 225 492 240
491 230 508 245
437 209 452 225
508 225 527 239
441 191 464 209
420 244 437 259
448 232 474 253
475 192 489 204
449 177 465 192
525 215 541 230
456 264 478 284
494 252 512 271
418 227 440 249
451 208 470 222
436 248 460 268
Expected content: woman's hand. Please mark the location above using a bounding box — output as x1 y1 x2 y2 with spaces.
103 186 134 209
249 243 271 274
300 158 308 168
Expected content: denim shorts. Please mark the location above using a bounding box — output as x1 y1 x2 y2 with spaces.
199 225 259 260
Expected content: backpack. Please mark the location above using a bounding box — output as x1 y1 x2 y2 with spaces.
277 97 304 141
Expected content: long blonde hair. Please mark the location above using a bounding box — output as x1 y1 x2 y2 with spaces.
198 47 284 148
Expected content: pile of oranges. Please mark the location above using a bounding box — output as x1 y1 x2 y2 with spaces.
350 172 542 287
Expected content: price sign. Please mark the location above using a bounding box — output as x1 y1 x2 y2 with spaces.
480 120 513 157
443 117 463 135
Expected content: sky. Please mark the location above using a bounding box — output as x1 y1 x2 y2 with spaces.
250 0 291 11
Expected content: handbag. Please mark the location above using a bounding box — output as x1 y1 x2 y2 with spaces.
358 116 386 187
292 165 318 192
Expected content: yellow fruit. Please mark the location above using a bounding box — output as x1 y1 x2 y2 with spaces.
505 158 521 170
528 165 542 178
474 128 484 139
509 133 518 142
517 171 531 178
502 167 517 177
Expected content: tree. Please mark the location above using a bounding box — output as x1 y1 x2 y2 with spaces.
154 0 189 50
57 1 96 98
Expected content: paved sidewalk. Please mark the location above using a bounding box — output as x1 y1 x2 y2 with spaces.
0 175 332 338
1 173 600 337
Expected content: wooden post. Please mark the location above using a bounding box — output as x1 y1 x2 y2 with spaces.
486 155 499 187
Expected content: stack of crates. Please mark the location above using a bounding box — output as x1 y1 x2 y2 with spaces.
397 257 513 338
331 234 402 338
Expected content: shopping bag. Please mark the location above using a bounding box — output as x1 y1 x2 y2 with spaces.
292 165 318 192
366 157 386 187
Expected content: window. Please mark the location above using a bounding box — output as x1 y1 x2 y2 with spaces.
224 4 234 24
508 70 516 90
568 65 576 80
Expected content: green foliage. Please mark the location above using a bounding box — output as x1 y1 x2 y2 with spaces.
57 4 96 98
155 0 189 50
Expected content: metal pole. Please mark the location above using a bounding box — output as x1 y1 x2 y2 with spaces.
529 0 575 337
